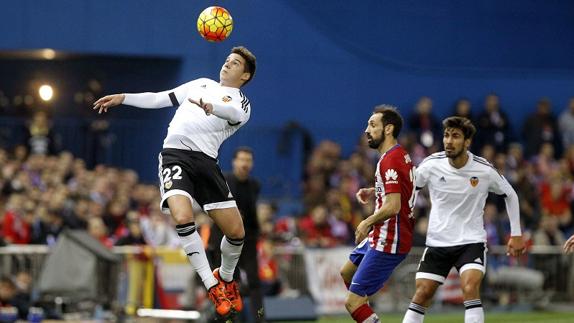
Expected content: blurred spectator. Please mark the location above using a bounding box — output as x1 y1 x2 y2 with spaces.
62 197 89 230
558 98 574 151
115 217 147 246
31 206 65 245
2 194 32 244
484 202 507 246
514 165 541 231
475 94 512 152
25 111 58 155
538 169 572 232
479 144 496 163
522 98 560 159
298 205 340 247
532 143 558 180
505 143 526 183
408 96 440 149
103 198 129 239
452 98 473 119
140 205 179 247
87 217 113 248
257 239 281 296
532 215 567 292
0 275 29 320
533 215 566 247
13 145 28 163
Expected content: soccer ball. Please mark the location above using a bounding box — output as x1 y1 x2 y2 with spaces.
197 6 233 42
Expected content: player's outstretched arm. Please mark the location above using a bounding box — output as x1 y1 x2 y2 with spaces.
564 234 574 254
356 187 375 204
93 94 125 114
94 81 193 113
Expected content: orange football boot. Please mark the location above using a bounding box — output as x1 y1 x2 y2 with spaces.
213 268 243 312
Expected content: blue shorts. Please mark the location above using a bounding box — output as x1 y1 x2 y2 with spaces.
349 242 406 297
349 238 369 266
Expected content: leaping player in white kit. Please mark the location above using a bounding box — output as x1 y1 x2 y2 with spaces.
402 116 525 323
93 46 256 318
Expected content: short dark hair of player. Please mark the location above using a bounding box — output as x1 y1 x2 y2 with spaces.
373 105 403 138
233 146 253 159
232 46 256 86
442 116 476 139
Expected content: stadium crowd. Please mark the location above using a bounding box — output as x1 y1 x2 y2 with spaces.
1 94 573 306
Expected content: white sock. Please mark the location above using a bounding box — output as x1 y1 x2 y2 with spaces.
219 236 244 282
402 302 425 323
363 313 380 323
464 299 484 323
175 223 218 289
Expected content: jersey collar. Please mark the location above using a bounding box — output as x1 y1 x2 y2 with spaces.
382 144 400 158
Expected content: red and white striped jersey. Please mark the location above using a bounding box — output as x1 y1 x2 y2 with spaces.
369 144 416 254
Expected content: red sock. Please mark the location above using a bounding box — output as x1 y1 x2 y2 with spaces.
351 303 374 323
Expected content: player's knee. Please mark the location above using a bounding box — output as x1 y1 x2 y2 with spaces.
225 224 245 240
171 210 194 225
462 280 481 297
414 284 435 303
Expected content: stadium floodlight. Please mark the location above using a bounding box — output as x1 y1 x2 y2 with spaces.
38 84 53 101
41 49 56 60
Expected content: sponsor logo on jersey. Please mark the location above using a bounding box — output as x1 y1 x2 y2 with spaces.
470 176 479 187
165 180 173 189
439 176 446 183
385 169 398 184
200 84 207 88
222 95 232 103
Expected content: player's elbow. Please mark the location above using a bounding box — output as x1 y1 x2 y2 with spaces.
390 202 401 215
228 111 246 124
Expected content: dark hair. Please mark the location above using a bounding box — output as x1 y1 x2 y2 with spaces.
0 275 15 288
231 46 256 86
233 146 253 159
373 105 403 138
442 116 476 139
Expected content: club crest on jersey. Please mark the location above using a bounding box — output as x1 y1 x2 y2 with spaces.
385 169 398 184
164 180 173 189
470 176 479 187
222 95 232 103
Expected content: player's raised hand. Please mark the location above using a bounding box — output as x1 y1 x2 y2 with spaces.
564 234 574 254
93 94 125 114
356 187 375 204
188 98 213 115
506 236 526 257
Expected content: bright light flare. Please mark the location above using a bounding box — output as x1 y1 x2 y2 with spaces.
38 84 53 101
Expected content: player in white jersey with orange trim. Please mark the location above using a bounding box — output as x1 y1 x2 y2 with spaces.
340 106 416 323
402 116 525 323
93 46 255 318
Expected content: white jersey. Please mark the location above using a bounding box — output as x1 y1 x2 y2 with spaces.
123 78 250 159
416 151 521 247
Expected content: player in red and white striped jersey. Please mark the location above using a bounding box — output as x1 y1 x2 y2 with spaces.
340 105 415 323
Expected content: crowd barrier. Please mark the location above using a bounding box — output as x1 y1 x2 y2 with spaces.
1 244 573 318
